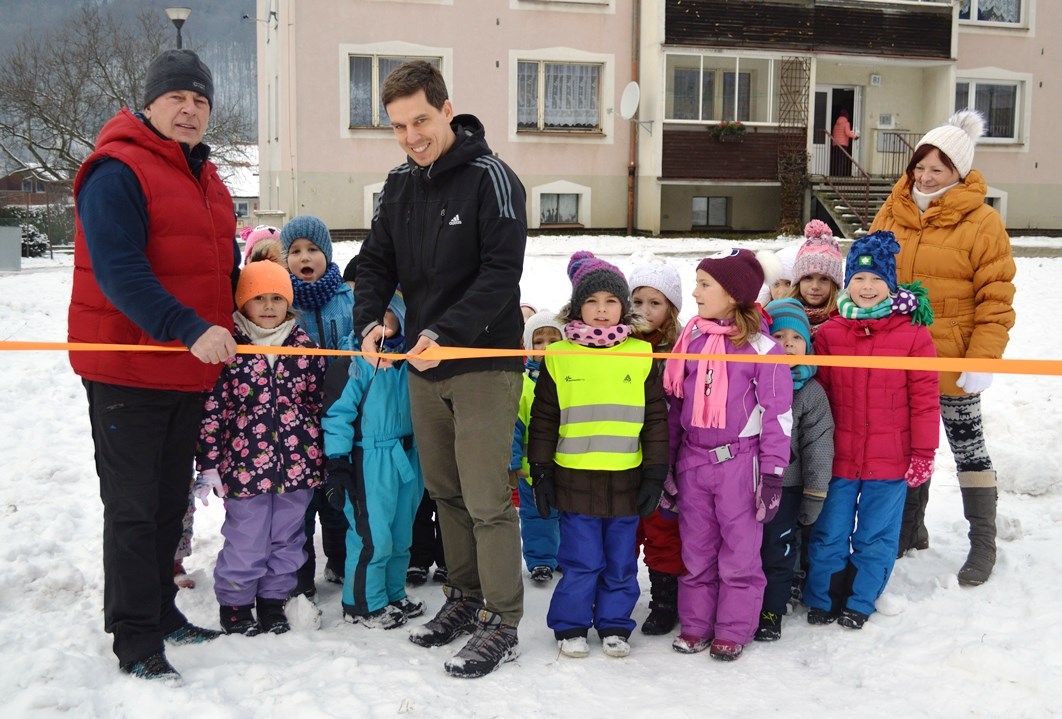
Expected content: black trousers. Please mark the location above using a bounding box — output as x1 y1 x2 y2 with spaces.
409 489 446 570
85 380 203 667
759 486 802 616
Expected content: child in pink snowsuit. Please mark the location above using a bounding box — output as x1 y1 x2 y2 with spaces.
665 249 793 662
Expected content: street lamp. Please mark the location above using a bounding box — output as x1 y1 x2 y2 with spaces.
164 7 192 49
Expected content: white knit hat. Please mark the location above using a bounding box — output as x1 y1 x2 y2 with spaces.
916 109 985 179
523 309 564 350
628 257 683 312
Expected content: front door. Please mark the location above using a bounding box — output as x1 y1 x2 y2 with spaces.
813 86 861 177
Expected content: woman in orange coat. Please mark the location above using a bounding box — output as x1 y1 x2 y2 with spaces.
869 110 1016 586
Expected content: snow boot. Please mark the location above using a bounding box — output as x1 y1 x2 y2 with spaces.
292 539 317 598
530 566 554 583
321 525 346 585
121 651 182 684
897 480 931 558
443 609 519 678
345 603 407 630
256 597 290 634
164 622 221 645
754 610 782 641
390 596 425 619
838 608 869 630
708 638 743 662
958 481 998 586
640 569 678 636
406 565 429 586
409 585 484 648
602 634 631 658
220 603 260 636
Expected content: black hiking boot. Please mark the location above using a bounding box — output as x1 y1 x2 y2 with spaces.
164 622 222 645
408 586 483 648
443 609 519 678
121 651 183 684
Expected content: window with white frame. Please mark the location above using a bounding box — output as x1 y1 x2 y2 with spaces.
541 193 580 225
233 201 250 218
518 61 601 131
955 79 1020 140
348 55 441 128
692 197 728 228
959 0 1023 24
665 54 777 124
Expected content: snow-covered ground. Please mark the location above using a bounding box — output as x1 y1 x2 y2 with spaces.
2 235 1060 718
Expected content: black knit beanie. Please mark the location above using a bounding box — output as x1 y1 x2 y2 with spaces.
144 49 214 109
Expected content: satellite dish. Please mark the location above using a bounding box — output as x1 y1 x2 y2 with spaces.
619 81 640 121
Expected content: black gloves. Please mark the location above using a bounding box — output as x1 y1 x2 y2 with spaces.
637 465 668 517
325 458 357 513
530 463 555 519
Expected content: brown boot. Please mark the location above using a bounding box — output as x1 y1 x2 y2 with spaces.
957 474 998 586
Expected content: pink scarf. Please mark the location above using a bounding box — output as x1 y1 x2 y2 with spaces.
663 317 737 429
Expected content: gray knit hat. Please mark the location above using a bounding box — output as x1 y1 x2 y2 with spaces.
281 215 333 264
567 251 630 317
144 49 214 109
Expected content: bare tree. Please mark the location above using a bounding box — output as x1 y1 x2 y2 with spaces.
0 4 252 184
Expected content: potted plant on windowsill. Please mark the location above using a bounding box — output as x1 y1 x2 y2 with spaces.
709 121 746 143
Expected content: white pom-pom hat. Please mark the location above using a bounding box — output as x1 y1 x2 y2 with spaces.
916 109 986 179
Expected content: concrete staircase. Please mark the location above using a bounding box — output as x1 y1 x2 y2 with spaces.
811 177 897 239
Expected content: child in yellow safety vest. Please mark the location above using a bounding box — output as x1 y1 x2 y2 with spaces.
527 251 669 660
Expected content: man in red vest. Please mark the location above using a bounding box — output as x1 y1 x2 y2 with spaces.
68 49 239 683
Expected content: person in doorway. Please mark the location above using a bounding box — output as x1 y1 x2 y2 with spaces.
830 109 859 176
354 60 527 679
68 48 237 682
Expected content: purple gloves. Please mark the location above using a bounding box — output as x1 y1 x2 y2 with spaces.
755 474 783 523
193 469 222 506
904 457 934 488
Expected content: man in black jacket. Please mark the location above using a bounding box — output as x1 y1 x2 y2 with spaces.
353 60 526 679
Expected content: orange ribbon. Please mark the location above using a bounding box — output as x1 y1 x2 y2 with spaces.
3 341 1061 376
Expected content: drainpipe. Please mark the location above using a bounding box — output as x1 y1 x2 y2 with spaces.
626 0 640 236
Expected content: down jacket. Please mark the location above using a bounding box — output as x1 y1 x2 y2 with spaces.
69 108 236 391
814 313 939 480
198 322 327 498
869 170 1016 396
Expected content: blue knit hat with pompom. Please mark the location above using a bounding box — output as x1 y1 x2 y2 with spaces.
845 230 901 292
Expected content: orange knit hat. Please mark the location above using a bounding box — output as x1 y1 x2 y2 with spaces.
235 260 293 309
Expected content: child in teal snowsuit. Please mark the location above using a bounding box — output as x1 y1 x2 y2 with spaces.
322 294 425 629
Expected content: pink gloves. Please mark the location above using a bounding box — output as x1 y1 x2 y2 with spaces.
904 457 933 488
956 372 993 394
194 469 223 505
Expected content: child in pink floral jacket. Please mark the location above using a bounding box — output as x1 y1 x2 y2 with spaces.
196 259 327 636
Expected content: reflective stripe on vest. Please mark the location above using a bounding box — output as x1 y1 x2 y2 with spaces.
544 338 652 471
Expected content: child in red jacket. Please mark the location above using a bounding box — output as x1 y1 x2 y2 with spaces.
805 231 939 630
